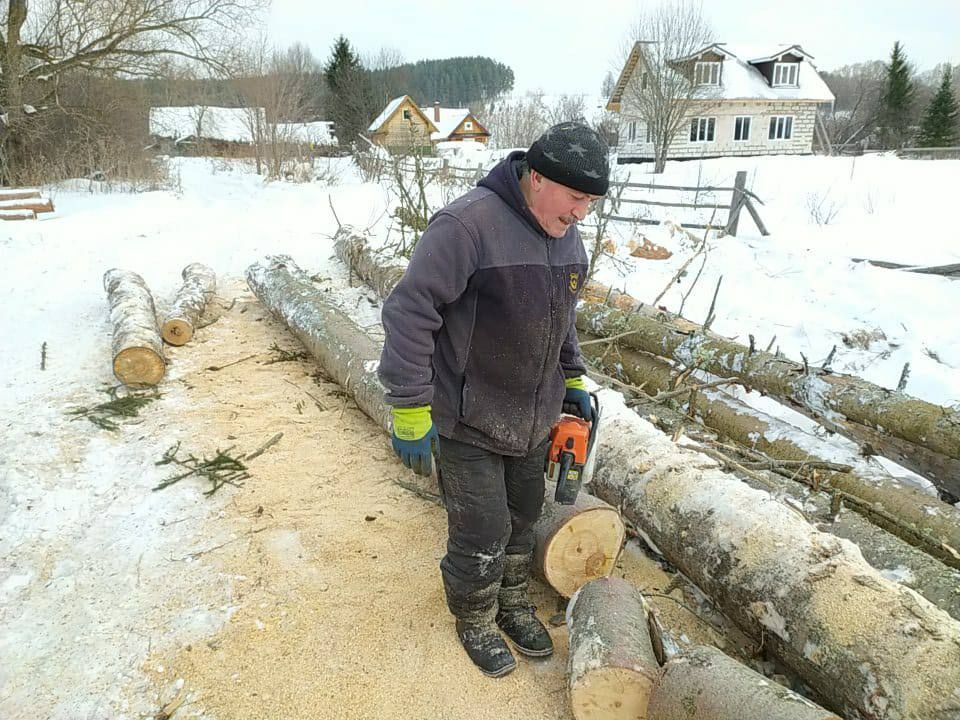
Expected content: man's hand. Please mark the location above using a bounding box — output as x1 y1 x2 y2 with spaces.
390 405 439 476
562 377 595 422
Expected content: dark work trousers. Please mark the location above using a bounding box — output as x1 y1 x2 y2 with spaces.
436 434 549 621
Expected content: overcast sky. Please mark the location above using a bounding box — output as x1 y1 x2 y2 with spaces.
267 0 960 96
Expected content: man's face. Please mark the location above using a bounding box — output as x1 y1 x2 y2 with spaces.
527 170 602 238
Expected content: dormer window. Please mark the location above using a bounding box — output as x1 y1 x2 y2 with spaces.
773 63 799 87
695 61 721 86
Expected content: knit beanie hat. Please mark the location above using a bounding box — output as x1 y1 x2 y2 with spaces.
527 122 610 196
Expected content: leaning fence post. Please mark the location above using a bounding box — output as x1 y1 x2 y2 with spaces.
725 171 747 235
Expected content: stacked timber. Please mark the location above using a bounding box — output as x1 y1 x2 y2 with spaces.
0 188 55 220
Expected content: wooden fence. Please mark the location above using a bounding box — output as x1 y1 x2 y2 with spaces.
897 146 960 160
601 170 769 236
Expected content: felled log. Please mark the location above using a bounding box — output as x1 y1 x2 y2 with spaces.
584 341 960 570
566 576 659 720
591 395 960 720
0 188 41 202
533 483 625 598
334 226 407 300
852 257 960 277
103 269 165 387
161 263 217 346
647 645 840 720
578 302 960 500
246 255 623 599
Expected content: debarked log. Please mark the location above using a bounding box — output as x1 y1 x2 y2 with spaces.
647 645 840 720
245 254 624 598
582 340 960 571
566 576 659 720
161 263 217 346
591 395 960 720
577 302 960 500
103 268 165 387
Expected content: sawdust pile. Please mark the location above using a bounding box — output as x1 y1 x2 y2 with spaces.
142 280 723 720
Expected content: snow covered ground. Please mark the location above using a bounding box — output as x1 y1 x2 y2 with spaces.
1 150 958 717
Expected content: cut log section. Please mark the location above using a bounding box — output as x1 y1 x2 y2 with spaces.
0 197 54 214
533 483 625 598
566 576 659 720
591 396 960 720
103 269 165 387
0 209 36 221
583 340 960 570
578 302 960 500
647 645 840 720
161 263 217 346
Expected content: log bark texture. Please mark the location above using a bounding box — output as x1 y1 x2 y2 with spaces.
583 341 960 570
533 483 625 598
578 302 960 500
161 263 217 346
647 645 841 720
102 269 165 387
566 576 659 720
591 398 960 720
246 254 623 599
334 226 407 300
0 197 54 213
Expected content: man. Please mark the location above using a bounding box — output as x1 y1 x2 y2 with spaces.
378 122 609 677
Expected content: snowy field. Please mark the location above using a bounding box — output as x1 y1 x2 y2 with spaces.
1 150 959 717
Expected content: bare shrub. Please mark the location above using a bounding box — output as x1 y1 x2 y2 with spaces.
806 190 842 225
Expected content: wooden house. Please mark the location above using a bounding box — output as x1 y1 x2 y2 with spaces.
367 96 489 150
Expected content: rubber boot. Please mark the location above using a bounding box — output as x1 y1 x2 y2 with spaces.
496 551 553 657
448 581 516 678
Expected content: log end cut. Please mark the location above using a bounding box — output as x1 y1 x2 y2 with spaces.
161 318 194 346
113 346 165 386
543 506 624 598
571 666 654 720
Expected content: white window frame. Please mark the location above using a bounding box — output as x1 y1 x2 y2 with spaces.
627 121 637 141
645 124 653 143
689 117 716 143
733 116 752 142
768 115 794 141
773 63 799 87
402 108 411 120
694 61 721 86
464 121 473 130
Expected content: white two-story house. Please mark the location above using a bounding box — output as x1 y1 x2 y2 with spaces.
607 43 835 162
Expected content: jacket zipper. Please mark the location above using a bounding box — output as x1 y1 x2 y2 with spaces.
530 237 557 451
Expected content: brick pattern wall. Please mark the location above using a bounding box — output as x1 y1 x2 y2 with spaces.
618 101 819 161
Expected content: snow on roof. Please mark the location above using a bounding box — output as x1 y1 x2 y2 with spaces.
274 121 337 145
418 106 471 141
150 106 264 143
681 44 834 103
368 97 407 133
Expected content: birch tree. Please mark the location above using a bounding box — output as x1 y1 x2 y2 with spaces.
624 0 716 173
0 0 264 184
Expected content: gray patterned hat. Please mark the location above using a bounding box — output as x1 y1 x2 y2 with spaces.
527 122 609 196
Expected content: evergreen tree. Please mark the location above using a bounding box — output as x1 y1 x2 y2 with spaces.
880 41 915 149
916 66 959 147
323 35 376 145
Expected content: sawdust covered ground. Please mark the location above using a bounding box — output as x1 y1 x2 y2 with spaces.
142 279 723 720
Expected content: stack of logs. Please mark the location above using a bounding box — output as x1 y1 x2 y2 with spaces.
245 238 960 720
0 188 55 220
103 263 217 386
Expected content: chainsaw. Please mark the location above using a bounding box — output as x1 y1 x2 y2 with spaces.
548 392 601 505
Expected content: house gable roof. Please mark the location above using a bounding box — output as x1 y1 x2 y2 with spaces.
417 107 489 141
607 41 834 109
367 95 438 134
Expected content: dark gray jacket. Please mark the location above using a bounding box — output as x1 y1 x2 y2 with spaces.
378 151 588 456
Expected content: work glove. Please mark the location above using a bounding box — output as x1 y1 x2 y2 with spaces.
391 405 439 476
562 377 595 422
